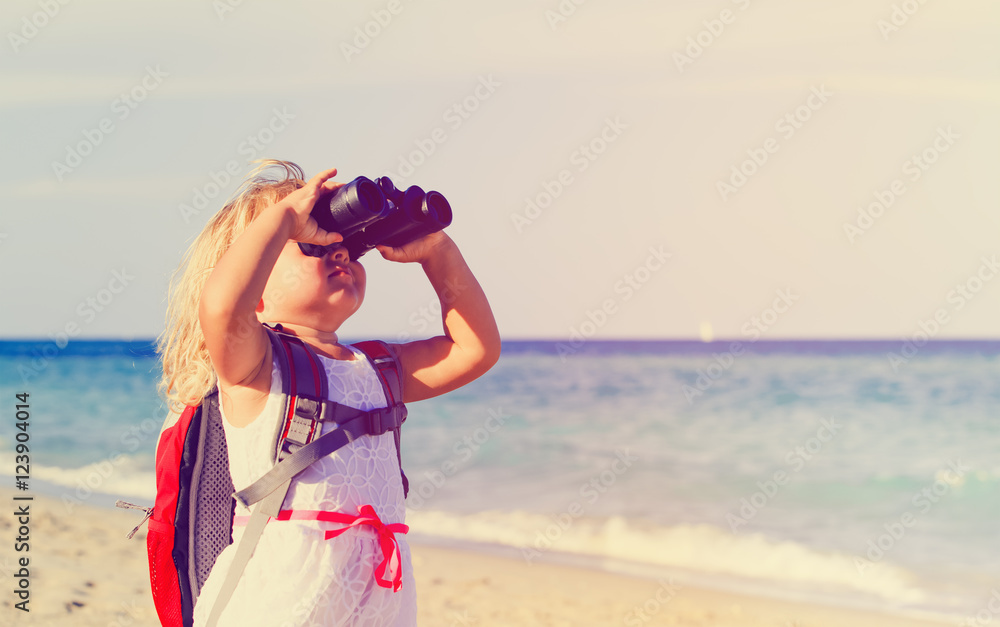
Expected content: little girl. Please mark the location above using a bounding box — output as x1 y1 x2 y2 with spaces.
157 160 501 626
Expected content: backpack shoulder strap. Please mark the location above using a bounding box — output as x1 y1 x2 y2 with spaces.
351 340 408 497
263 324 330 463
263 323 327 399
351 340 404 406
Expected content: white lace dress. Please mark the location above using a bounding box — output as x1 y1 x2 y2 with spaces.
192 346 416 627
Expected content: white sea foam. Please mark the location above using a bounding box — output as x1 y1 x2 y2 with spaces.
405 509 928 607
1 456 157 503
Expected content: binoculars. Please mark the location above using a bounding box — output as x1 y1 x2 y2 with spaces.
300 176 452 260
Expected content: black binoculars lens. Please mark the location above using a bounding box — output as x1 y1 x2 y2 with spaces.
356 180 383 214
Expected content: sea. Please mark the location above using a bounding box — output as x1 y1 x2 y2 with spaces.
2 338 998 622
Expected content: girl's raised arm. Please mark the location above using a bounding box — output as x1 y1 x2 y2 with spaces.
379 232 501 403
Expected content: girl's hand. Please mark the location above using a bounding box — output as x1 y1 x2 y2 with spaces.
375 231 455 265
280 167 344 245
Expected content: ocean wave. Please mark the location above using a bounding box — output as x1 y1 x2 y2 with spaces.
0 456 157 503
404 509 928 606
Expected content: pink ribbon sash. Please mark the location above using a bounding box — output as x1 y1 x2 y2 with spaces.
234 504 409 591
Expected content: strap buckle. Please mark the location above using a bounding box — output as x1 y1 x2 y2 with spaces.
280 397 323 460
368 408 385 435
367 404 406 435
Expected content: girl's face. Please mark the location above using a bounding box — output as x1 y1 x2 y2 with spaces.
258 242 366 330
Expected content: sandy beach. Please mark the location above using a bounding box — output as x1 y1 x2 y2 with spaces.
0 488 957 627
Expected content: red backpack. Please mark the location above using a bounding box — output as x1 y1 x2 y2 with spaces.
121 325 408 626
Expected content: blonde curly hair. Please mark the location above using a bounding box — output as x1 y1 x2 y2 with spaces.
157 160 305 413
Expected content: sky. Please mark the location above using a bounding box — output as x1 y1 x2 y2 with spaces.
1 0 998 341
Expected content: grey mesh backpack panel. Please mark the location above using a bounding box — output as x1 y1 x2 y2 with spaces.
188 393 235 601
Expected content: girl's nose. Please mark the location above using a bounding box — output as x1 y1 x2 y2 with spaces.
327 244 349 262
